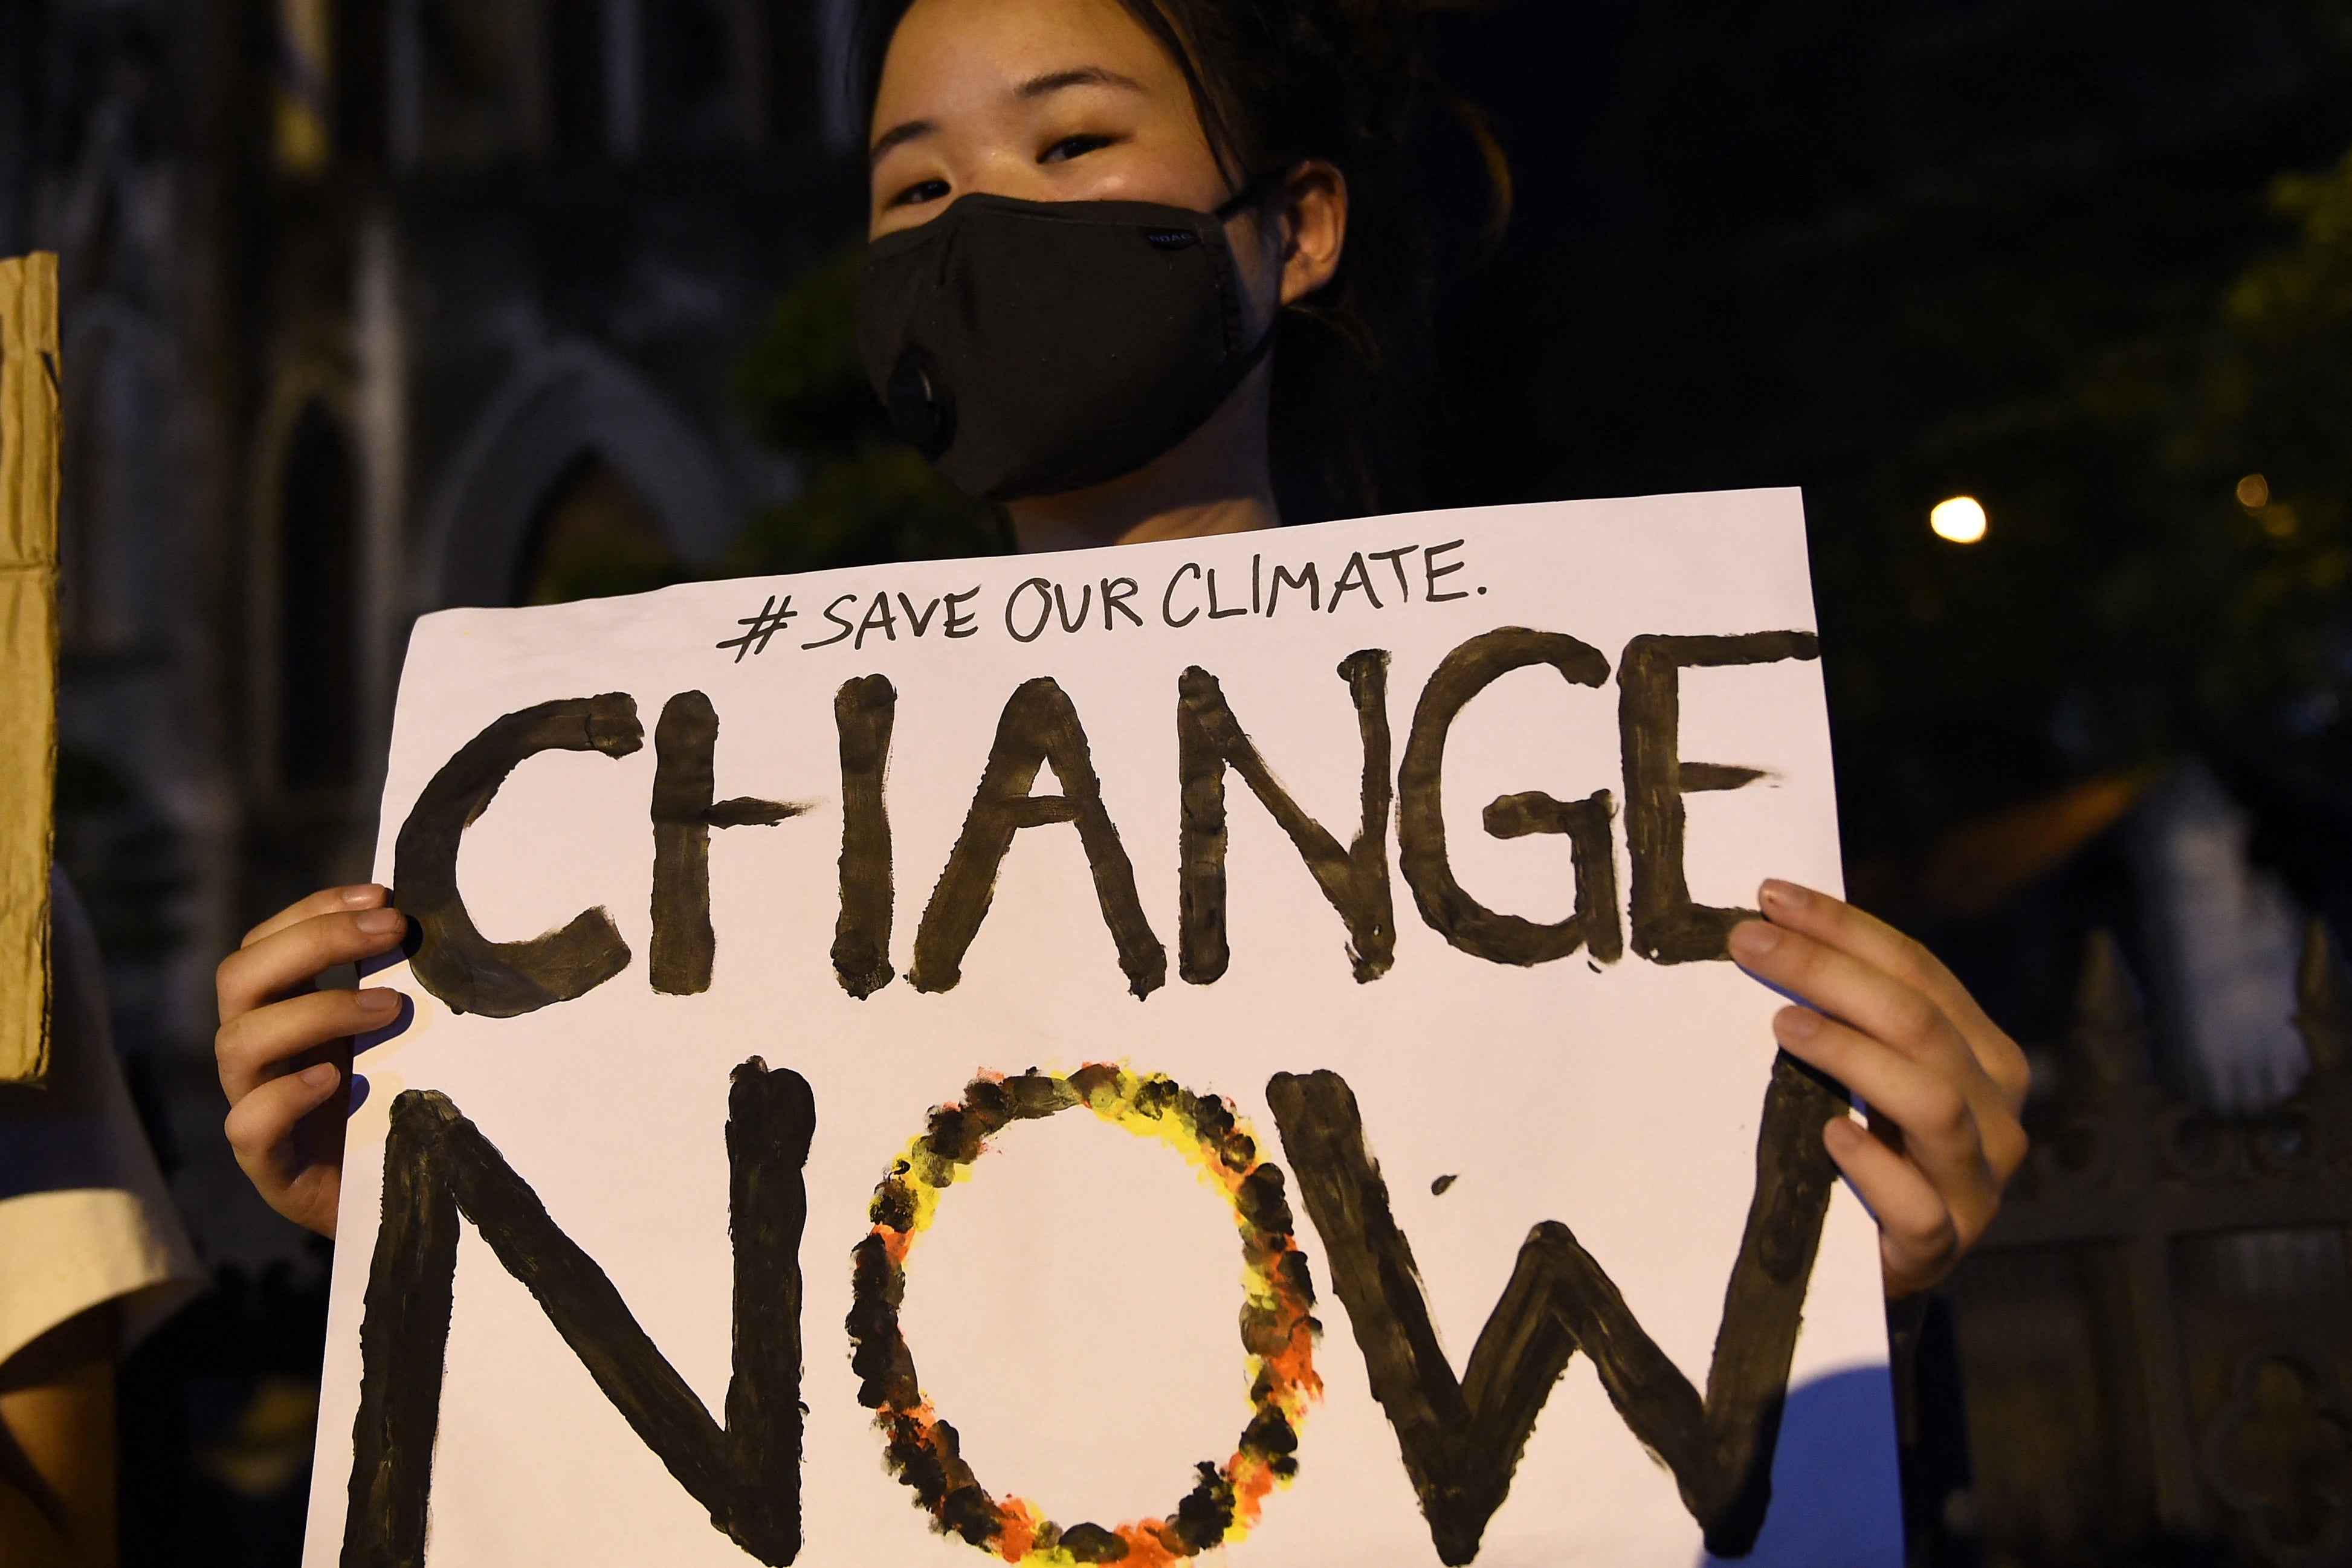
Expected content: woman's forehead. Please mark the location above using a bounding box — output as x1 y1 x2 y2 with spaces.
874 0 1193 131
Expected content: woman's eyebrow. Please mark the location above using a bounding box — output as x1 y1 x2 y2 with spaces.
869 118 935 164
1016 66 1146 99
870 68 1143 164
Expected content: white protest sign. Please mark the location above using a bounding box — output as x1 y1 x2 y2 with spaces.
307 490 1902 1568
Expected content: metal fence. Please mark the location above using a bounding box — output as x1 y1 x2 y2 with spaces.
1947 921 2352 1566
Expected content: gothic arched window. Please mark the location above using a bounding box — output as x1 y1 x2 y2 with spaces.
515 453 682 605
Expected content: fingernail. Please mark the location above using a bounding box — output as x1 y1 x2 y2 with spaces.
1823 1116 1863 1152
340 885 381 908
1760 879 1809 912
1778 1007 1821 1040
355 908 404 936
300 1063 338 1088
1730 920 1779 959
357 988 399 1015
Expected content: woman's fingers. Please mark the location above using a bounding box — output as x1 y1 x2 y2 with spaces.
1735 879 2035 1295
216 987 400 1103
1823 1115 1960 1296
1730 903 2029 1182
216 905 407 1022
223 1057 346 1238
215 886 398 1241
239 884 390 949
1730 915 1971 1074
1774 1005 2001 1236
1758 880 2030 1109
223 1060 342 1185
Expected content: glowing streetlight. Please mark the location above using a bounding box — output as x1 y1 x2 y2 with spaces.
1931 495 1988 544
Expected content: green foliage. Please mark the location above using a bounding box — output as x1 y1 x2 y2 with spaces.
523 525 693 605
1864 140 2352 802
2218 147 2352 594
1428 0 2352 856
729 240 1013 575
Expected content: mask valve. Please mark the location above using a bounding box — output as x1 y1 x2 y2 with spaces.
886 346 954 459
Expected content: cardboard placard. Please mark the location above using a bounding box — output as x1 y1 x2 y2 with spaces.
0 251 59 1086
311 490 1901 1567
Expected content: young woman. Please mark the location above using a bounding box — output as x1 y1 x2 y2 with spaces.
215 0 2028 1300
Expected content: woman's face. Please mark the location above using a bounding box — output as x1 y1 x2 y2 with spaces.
867 0 1346 543
868 0 1235 239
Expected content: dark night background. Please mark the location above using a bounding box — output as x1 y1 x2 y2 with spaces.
4 1 2350 1564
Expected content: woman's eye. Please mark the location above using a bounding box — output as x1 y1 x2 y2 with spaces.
889 178 952 209
1041 134 1114 164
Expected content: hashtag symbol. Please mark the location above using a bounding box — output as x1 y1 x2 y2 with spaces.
717 595 797 662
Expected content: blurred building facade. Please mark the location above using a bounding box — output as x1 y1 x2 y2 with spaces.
1 0 858 1271
4 7 856 1553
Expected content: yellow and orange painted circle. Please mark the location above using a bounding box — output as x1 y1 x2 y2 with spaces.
849 1064 1322 1565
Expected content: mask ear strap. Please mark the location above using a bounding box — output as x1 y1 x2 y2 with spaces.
1215 172 1287 371
1236 312 1281 375
1213 170 1281 224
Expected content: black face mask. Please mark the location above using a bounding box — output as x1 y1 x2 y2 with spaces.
855 190 1275 503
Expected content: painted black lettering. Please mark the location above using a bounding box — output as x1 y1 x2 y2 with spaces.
651 693 805 996
1481 790 1622 963
1269 563 1319 616
1163 563 1204 627
800 593 856 651
854 593 898 650
898 594 944 637
1103 576 1143 629
1053 581 1093 634
1619 633 1818 963
393 695 641 1018
1327 552 1382 612
346 1059 813 1568
1424 541 1468 603
911 679 1166 998
942 589 981 639
832 676 896 999
1369 546 1417 602
1397 630 1621 966
1005 579 1053 644
1206 568 1248 619
1178 653 1394 986
1267 1054 1844 1563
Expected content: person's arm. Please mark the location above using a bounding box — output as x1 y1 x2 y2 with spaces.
0 1305 115 1568
215 885 410 1239
1731 880 2031 1296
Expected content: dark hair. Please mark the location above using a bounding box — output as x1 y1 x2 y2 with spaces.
851 0 1508 523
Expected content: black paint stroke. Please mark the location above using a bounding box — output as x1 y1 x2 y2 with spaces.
393 694 642 1018
342 1059 813 1568
1267 1054 1846 1563
345 1080 460 1568
1177 653 1395 986
1397 630 1623 967
1618 632 1820 964
832 676 897 999
910 677 1165 998
651 692 806 996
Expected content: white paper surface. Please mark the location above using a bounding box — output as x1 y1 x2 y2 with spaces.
307 491 1901 1568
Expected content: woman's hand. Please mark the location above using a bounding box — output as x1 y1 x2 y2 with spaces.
215 885 409 1239
1730 880 2029 1297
